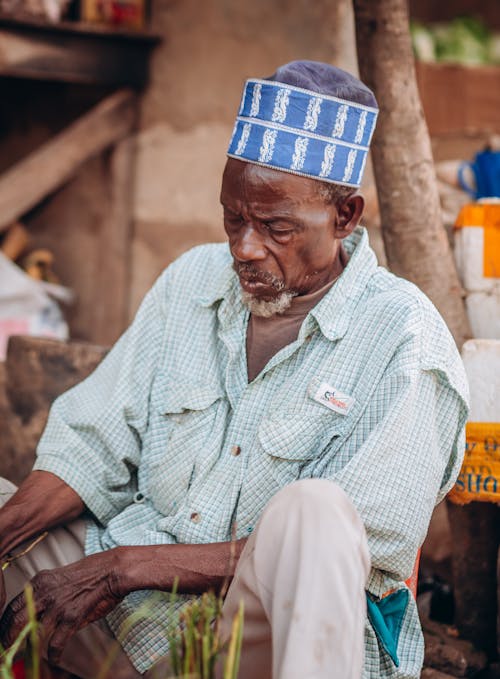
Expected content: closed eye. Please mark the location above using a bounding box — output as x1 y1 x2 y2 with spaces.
264 222 295 238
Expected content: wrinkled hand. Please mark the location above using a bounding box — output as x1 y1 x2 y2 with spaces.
0 551 124 665
0 569 5 613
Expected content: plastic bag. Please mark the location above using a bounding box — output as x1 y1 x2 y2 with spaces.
0 251 73 360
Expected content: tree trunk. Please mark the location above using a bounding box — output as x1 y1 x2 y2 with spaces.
330 0 359 76
353 0 471 349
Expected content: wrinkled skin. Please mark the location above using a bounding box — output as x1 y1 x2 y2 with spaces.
0 474 245 666
220 157 364 301
0 571 5 613
0 552 122 665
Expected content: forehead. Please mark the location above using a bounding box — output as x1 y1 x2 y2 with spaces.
220 158 321 210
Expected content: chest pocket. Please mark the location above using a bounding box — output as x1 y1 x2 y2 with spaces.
146 378 225 515
258 401 346 487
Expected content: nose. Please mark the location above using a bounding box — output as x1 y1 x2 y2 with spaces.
230 223 267 263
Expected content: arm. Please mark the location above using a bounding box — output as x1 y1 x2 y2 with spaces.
0 539 247 664
0 471 83 559
325 366 468 598
116 538 248 595
0 470 83 612
33 273 169 527
1 274 170 645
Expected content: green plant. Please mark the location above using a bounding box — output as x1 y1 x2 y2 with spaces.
0 584 40 679
167 586 244 679
0 578 244 679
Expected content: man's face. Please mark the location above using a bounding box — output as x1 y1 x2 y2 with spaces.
220 158 347 305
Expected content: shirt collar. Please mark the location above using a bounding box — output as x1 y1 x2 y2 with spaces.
308 226 378 342
195 226 378 340
196 246 236 308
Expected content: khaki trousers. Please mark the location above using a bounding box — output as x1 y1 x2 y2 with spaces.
1 477 370 679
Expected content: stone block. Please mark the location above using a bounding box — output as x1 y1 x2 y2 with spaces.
462 339 500 421
422 616 488 677
0 335 107 483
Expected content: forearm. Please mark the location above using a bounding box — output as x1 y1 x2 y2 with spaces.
0 470 84 558
113 539 248 597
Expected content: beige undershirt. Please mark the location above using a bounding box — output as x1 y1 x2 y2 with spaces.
246 276 337 382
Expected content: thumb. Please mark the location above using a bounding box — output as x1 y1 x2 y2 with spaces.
0 571 6 614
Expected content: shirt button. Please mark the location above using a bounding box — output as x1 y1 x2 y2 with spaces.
231 445 241 456
190 512 201 523
133 491 145 504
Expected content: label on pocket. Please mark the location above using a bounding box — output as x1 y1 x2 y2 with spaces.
311 381 355 415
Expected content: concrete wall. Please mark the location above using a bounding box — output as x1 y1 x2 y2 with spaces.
129 0 357 314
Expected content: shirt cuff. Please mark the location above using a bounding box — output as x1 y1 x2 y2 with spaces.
366 568 402 599
33 454 119 526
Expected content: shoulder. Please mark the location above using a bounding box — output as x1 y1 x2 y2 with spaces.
363 266 448 337
151 243 233 308
162 242 231 284
360 267 459 362
360 267 468 398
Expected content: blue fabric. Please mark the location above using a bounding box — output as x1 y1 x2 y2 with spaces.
366 589 410 666
267 60 378 108
228 78 378 187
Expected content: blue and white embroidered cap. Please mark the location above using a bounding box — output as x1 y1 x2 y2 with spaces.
227 61 378 188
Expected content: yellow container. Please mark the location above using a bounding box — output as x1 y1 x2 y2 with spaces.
81 0 146 30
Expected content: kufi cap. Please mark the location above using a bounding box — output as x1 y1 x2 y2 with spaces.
227 60 378 188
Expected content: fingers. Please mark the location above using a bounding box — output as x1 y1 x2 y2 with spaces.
0 571 5 612
46 622 75 666
0 590 77 665
0 590 28 648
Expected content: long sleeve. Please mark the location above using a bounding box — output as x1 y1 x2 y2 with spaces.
324 365 468 598
34 274 169 525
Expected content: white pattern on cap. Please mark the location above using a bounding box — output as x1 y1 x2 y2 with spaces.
227 78 378 188
343 149 357 182
319 144 336 178
304 97 322 132
332 104 348 138
258 129 278 162
249 83 262 117
271 89 290 123
291 137 309 171
354 110 367 144
234 123 252 156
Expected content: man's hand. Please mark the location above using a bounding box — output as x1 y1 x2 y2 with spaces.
0 538 247 665
0 569 5 613
0 551 122 665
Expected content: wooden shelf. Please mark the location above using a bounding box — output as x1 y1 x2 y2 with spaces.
0 14 161 87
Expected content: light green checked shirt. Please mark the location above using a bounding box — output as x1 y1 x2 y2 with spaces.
35 227 469 678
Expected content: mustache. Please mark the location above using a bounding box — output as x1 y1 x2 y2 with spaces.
233 262 286 291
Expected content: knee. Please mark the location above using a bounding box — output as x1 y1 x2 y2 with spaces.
255 479 370 577
263 478 365 535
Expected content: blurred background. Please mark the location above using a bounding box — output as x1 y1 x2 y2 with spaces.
1 4 500 674
0 0 499 346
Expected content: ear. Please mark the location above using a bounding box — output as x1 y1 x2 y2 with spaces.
334 194 364 238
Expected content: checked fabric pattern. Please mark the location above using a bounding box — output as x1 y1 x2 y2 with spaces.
35 227 469 677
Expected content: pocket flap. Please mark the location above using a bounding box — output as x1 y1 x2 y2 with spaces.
154 377 223 414
258 405 343 461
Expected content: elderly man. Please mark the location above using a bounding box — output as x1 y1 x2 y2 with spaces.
0 61 468 679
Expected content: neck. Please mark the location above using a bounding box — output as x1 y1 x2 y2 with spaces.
298 243 348 297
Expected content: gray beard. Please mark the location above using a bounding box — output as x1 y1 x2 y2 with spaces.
241 290 296 317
